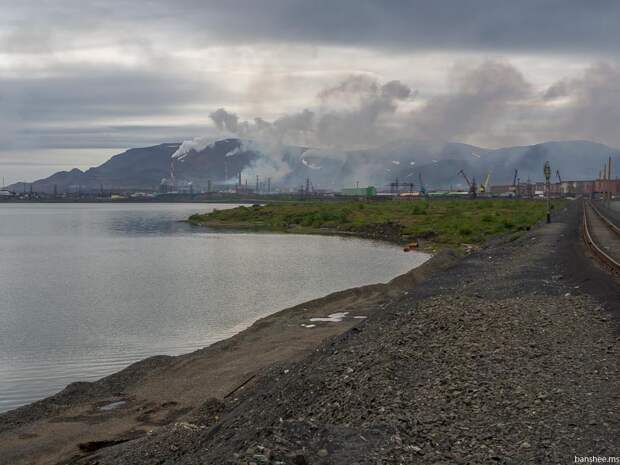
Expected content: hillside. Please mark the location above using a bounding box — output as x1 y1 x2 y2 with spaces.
8 139 620 193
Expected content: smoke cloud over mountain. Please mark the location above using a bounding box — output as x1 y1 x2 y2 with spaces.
203 75 414 150
179 59 620 160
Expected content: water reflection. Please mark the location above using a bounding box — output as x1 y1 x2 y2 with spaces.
0 203 428 412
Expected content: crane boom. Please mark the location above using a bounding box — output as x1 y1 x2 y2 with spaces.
556 170 562 183
458 169 477 198
458 169 472 187
480 171 491 193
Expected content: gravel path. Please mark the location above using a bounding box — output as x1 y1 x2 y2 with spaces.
74 202 620 464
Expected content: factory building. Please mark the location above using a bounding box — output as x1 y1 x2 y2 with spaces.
341 186 377 197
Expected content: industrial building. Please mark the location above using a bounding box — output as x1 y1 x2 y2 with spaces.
341 186 377 197
491 178 619 198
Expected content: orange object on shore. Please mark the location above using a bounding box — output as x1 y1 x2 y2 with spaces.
403 240 419 252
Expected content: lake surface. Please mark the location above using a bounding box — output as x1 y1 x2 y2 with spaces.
0 203 429 412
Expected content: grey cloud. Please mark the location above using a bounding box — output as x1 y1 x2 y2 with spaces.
318 75 380 102
273 109 314 133
3 1 620 56
210 108 240 133
410 61 531 143
543 81 570 101
381 80 412 100
545 63 620 145
316 77 413 146
0 63 230 150
7 124 209 150
405 60 620 148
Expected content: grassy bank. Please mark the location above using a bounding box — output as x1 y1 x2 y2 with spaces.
189 198 558 248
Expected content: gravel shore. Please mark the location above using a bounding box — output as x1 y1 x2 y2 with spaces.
74 202 620 465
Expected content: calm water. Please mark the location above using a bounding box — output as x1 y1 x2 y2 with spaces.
0 203 429 412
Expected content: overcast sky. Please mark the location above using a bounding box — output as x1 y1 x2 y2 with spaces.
2 0 620 183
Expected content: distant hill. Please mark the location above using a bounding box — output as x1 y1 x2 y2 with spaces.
9 139 620 193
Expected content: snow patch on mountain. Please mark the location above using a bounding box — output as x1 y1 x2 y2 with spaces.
172 134 235 161
301 157 322 170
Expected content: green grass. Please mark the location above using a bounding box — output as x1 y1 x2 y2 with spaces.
189 199 559 248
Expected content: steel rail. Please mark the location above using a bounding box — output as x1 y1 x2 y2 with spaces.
588 201 620 237
583 202 620 273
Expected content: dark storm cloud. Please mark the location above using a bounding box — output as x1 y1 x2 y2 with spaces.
177 0 620 53
2 0 620 55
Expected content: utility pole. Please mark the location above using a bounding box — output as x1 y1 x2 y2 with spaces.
544 161 551 223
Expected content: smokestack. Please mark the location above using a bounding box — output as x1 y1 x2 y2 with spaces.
608 156 612 201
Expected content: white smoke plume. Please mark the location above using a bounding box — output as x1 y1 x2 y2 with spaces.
169 75 415 183
172 59 620 186
199 75 414 149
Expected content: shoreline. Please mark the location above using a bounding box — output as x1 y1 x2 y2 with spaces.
66 201 620 465
0 202 587 465
187 198 556 251
0 242 448 465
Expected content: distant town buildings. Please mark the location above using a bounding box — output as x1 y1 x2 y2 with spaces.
490 179 620 198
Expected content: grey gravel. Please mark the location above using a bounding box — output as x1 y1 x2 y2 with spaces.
75 204 620 465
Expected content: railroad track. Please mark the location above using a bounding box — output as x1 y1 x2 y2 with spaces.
582 200 620 274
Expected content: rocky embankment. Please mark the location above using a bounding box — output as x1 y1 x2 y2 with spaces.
67 201 620 465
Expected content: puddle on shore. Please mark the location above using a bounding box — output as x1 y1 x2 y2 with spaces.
99 401 127 411
302 312 368 328
310 312 349 322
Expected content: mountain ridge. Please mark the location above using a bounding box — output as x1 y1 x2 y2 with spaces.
7 139 620 193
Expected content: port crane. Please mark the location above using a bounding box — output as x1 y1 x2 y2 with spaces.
480 171 491 194
556 170 562 183
458 169 477 198
418 173 429 199
510 169 518 197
